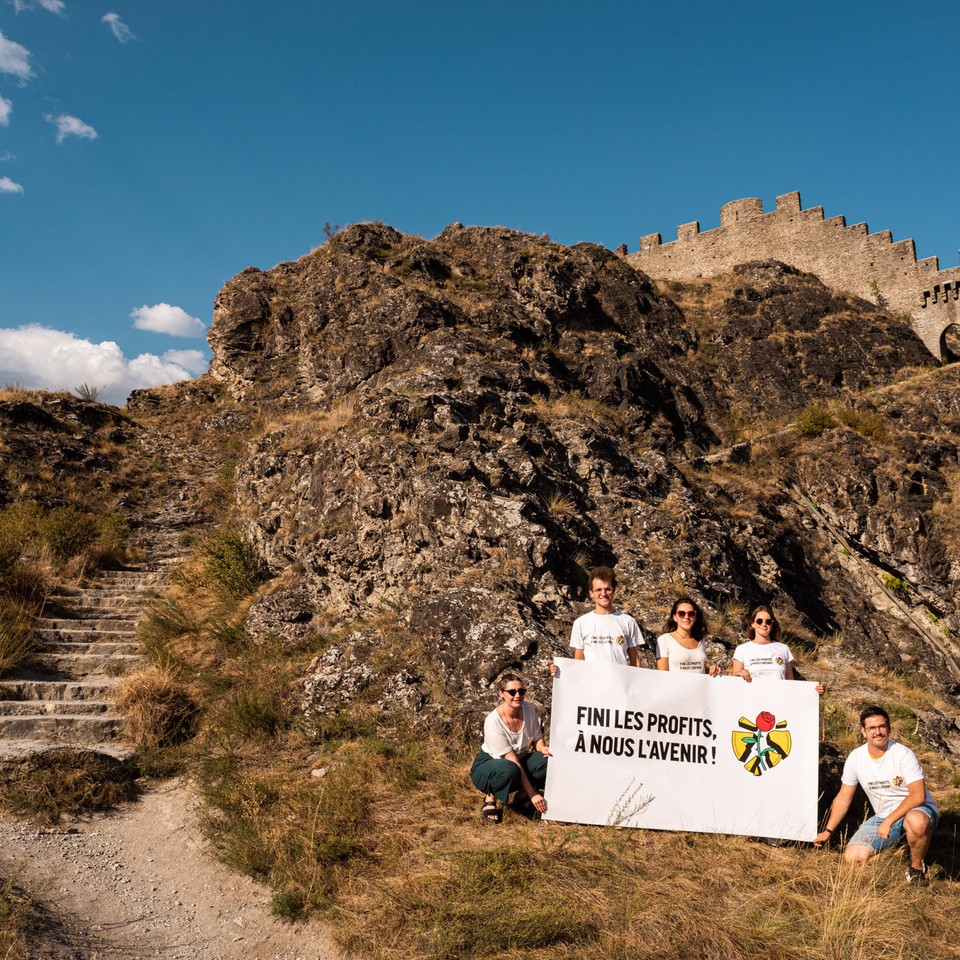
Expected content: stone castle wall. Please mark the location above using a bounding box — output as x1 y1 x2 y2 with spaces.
626 191 959 359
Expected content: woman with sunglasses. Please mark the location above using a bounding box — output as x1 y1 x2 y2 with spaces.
656 598 720 675
733 606 823 693
470 673 551 824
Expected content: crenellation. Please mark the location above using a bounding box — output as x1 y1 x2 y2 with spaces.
891 238 916 260
775 191 801 213
627 190 959 359
720 198 764 226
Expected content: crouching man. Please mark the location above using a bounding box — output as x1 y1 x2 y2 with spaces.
814 704 938 885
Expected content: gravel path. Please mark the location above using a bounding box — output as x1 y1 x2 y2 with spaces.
0 779 344 960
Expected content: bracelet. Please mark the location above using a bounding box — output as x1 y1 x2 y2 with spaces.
824 827 833 834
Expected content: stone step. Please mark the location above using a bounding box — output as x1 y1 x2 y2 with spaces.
0 714 127 740
0 739 135 761
47 596 149 611
36 618 140 633
0 679 119 701
98 570 164 582
43 641 141 656
0 700 112 716
36 626 137 641
32 652 144 678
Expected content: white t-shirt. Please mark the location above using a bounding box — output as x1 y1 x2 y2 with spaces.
570 610 644 666
841 740 937 819
733 640 794 681
656 633 707 672
481 702 543 759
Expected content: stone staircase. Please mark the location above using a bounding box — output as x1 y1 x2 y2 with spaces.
0 564 170 761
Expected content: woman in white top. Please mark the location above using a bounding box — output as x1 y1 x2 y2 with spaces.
470 673 551 824
656 597 720 675
732 605 823 693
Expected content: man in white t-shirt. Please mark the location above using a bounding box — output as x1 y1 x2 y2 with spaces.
569 566 644 668
814 705 938 885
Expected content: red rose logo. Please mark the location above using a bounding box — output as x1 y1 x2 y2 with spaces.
755 711 776 732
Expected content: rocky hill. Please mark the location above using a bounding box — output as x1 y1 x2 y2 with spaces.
4 223 960 743
132 223 957 743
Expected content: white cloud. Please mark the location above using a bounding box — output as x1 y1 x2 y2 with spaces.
0 97 11 126
161 349 208 375
0 175 23 194
102 12 135 43
0 325 203 406
46 113 97 144
0 31 33 81
131 303 206 337
10 0 65 12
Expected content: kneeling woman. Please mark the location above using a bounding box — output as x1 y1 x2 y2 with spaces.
471 673 551 824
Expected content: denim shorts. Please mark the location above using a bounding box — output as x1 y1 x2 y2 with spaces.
848 803 939 853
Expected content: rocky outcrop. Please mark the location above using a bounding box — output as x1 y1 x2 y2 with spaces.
194 224 960 732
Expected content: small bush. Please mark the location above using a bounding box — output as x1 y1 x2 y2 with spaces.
0 618 37 676
40 506 101 563
795 405 835 438
270 890 306 921
219 687 288 741
196 528 268 599
0 749 138 824
74 383 102 402
882 573 908 595
832 406 889 443
115 668 198 749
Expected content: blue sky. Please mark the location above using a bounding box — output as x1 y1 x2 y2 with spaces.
1 1 957 404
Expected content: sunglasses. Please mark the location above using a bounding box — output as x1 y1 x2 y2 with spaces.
503 688 526 697
675 610 697 619
754 618 773 626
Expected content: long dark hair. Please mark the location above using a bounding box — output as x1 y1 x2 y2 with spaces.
746 605 782 642
662 597 707 641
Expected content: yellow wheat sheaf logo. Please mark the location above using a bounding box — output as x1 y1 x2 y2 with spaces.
731 711 792 776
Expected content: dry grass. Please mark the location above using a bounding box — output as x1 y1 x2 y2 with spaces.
545 491 577 519
0 876 30 960
531 391 620 426
0 749 139 825
166 636 960 960
931 468 960 556
115 667 198 750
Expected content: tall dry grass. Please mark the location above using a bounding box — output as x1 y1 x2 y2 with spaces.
0 875 30 960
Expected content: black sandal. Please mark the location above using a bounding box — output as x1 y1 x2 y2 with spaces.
480 798 501 824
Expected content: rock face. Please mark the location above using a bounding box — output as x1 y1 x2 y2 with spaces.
194 223 959 736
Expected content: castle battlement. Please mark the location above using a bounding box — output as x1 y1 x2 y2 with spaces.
628 191 959 359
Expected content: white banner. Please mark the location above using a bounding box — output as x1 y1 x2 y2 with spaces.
543 658 819 840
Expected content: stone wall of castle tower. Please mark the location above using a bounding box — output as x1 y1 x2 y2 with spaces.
627 191 959 359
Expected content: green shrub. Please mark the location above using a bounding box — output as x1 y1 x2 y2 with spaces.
0 618 37 676
795 405 835 438
220 687 288 740
832 406 889 443
882 573 908 595
41 506 101 563
196 528 268 598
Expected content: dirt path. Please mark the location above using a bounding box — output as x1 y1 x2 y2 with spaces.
0 779 345 960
